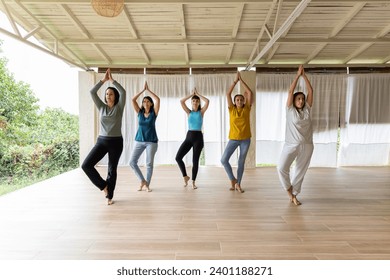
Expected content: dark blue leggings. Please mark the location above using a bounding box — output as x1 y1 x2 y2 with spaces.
82 136 123 199
175 131 204 181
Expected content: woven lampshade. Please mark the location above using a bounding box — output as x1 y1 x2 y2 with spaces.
91 0 124 17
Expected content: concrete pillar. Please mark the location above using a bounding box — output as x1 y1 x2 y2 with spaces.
239 70 256 169
78 71 98 166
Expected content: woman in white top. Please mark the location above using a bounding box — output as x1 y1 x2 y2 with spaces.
277 65 314 206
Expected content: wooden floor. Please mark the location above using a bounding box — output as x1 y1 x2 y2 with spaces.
0 165 390 260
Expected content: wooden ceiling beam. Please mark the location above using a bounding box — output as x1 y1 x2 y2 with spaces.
329 2 366 38
59 4 112 63
247 0 278 63
246 0 312 69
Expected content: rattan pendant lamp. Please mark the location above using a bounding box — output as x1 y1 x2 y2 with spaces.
91 0 124 17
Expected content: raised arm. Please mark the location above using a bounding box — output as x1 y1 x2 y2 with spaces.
226 72 240 108
132 82 146 114
301 68 313 107
145 82 160 115
180 92 194 115
194 88 210 116
109 69 126 109
287 65 303 107
89 68 111 109
239 73 253 107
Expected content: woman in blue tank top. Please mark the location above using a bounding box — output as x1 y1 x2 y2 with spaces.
129 82 160 192
175 89 209 189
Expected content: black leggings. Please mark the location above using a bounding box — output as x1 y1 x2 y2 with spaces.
81 136 123 199
175 131 204 181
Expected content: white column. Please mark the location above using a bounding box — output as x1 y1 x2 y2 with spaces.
240 70 256 169
78 71 98 166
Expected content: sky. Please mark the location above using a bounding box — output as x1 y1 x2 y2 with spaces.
0 12 80 115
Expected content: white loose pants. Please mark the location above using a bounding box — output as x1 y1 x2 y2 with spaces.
277 143 314 195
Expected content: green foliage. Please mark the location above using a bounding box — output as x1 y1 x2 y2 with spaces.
31 108 79 144
0 58 39 126
0 46 79 195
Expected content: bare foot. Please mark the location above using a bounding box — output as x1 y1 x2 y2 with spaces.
291 195 302 206
192 181 197 189
103 186 108 197
235 183 244 193
230 179 237 191
287 186 293 201
138 180 148 191
107 199 114 205
183 176 190 187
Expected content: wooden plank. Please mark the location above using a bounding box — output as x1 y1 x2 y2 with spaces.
0 166 389 259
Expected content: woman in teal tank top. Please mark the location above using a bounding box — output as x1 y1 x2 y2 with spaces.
129 82 160 192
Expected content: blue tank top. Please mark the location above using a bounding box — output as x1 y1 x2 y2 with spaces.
188 110 203 131
135 110 158 143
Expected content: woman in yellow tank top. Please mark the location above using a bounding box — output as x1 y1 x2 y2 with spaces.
221 72 253 193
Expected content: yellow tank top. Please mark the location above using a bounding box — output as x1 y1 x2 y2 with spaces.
228 104 251 140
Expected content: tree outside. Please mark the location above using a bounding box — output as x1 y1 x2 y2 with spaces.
0 41 79 196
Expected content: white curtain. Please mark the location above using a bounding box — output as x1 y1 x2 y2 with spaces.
96 73 236 166
256 73 346 167
339 74 390 166
94 72 390 167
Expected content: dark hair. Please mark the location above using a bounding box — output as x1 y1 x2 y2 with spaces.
140 96 154 113
293 92 306 109
191 95 201 111
233 94 245 106
104 87 120 106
